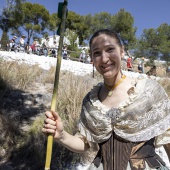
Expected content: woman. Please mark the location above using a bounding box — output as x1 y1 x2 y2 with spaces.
127 56 133 71
42 29 170 169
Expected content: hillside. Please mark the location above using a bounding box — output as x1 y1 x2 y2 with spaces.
0 51 170 169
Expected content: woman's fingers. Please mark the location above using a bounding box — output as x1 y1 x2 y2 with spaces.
42 122 56 133
43 110 63 138
45 111 54 120
42 127 56 134
44 123 57 130
44 118 56 126
45 111 60 121
51 110 60 120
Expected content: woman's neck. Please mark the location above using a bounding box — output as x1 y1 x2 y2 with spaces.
104 72 123 87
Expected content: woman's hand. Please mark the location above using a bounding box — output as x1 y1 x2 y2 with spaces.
42 111 88 153
42 111 64 140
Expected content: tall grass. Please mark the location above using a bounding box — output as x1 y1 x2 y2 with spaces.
0 60 42 90
57 72 95 133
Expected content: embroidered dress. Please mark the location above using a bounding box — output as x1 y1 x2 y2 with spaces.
78 78 170 170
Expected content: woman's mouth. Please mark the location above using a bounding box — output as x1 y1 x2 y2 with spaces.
101 63 113 70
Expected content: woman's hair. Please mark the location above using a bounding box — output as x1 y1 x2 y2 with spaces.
89 29 123 49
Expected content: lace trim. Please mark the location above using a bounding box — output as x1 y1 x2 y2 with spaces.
89 79 146 113
115 103 170 142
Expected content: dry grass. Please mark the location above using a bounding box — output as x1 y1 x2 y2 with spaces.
35 66 99 133
57 72 96 133
0 60 42 90
0 59 100 169
42 66 56 84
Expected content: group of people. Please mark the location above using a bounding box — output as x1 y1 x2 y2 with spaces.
30 37 69 59
42 29 170 170
7 35 27 52
79 48 91 64
126 56 145 73
5 36 58 57
30 37 58 57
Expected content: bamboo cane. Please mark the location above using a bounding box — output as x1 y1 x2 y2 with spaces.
45 1 68 169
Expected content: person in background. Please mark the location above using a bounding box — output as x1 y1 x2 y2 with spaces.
42 29 170 170
19 35 26 51
9 36 18 52
43 37 50 57
86 53 91 64
62 45 68 59
126 56 133 71
138 57 145 73
51 41 58 57
31 41 36 54
84 48 91 64
79 48 86 63
146 65 157 77
46 37 50 46
27 45 32 54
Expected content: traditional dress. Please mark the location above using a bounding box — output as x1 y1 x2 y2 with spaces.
78 78 170 170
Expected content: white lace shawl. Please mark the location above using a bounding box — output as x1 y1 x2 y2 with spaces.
78 78 170 147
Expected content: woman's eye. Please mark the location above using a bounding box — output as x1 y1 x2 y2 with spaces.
107 47 115 52
93 51 100 56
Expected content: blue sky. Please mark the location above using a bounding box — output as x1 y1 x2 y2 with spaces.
0 0 170 38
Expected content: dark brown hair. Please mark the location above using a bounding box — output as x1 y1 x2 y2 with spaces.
89 29 123 49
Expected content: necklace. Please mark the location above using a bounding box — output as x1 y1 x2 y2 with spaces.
104 74 126 97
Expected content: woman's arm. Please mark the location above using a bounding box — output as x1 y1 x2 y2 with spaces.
42 111 89 153
55 130 89 153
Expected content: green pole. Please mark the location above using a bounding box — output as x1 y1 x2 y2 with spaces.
45 1 68 169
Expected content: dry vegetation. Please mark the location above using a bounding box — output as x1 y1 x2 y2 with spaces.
0 58 169 169
0 59 100 169
0 60 42 90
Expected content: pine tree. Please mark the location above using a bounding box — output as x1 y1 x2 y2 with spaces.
1 31 9 50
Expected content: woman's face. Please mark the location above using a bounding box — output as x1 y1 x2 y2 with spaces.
91 34 124 79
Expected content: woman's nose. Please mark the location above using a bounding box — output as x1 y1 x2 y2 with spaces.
101 51 109 63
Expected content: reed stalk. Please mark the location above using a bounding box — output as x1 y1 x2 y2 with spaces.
44 1 68 169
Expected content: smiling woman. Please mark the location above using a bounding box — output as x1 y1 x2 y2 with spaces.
42 29 170 170
90 30 124 84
